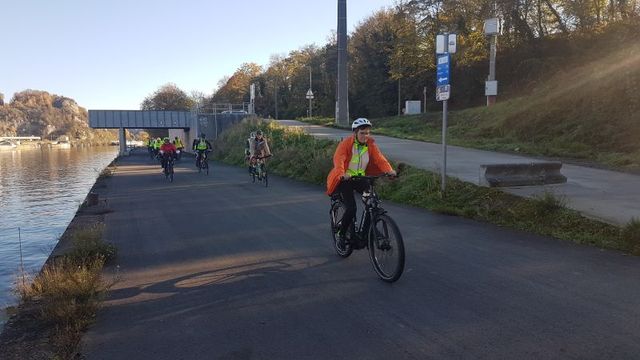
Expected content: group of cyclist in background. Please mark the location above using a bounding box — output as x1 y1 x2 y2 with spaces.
142 118 401 280
146 134 213 173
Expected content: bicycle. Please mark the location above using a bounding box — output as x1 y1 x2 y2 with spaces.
162 154 175 182
250 155 271 187
195 150 210 175
329 175 405 282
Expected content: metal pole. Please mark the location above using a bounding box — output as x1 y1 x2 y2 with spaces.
18 227 25 289
440 100 448 194
487 34 497 106
423 86 427 113
441 100 448 192
275 83 278 120
397 78 402 116
309 67 313 119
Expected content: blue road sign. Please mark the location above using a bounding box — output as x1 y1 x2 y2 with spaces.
436 54 450 86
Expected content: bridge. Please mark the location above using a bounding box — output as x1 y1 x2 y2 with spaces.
89 107 250 155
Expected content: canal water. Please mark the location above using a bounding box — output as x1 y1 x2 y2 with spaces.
0 146 118 323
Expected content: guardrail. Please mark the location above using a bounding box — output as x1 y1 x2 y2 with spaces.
480 162 568 187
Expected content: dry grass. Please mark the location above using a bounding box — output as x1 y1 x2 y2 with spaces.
14 224 115 359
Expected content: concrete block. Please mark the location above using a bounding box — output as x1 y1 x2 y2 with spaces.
480 162 567 187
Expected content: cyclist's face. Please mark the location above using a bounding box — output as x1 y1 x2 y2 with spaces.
356 127 371 143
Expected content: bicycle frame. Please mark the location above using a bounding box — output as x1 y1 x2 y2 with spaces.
350 178 387 242
197 151 209 167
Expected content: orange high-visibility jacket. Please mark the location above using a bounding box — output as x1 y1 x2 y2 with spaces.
326 135 393 195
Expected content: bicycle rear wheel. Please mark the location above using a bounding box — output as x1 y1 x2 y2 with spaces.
330 200 352 258
368 214 405 282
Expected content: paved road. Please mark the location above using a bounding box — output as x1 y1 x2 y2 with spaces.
277 120 640 226
81 153 640 359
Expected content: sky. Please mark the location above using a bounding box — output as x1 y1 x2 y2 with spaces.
0 0 395 110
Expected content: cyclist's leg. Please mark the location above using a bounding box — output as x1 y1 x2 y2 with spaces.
336 181 357 236
353 179 370 229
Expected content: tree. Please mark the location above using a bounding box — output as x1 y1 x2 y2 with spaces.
141 83 195 111
212 63 262 104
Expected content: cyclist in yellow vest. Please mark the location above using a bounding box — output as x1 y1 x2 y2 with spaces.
147 138 153 156
173 136 184 160
173 136 184 150
192 133 212 168
151 137 162 158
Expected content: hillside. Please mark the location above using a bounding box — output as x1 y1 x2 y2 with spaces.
368 23 640 171
0 90 114 142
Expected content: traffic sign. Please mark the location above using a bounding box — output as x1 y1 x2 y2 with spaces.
436 54 450 86
306 89 314 99
436 85 450 101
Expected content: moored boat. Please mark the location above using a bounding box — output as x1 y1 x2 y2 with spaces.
0 140 17 150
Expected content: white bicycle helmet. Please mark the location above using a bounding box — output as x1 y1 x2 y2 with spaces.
351 118 372 130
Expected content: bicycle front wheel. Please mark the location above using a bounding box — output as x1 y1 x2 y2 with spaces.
368 214 405 282
204 160 209 175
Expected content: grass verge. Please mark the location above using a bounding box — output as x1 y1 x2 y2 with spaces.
213 119 637 254
13 224 116 359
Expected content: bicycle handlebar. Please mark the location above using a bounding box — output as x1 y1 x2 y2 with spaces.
344 173 398 181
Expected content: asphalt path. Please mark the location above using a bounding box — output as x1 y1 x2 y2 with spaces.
277 120 640 226
81 152 640 359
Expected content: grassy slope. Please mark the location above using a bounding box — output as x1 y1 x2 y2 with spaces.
373 41 640 171
304 24 640 171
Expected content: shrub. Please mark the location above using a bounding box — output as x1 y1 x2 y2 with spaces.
622 219 640 255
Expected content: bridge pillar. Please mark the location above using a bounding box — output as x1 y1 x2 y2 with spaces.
119 127 127 156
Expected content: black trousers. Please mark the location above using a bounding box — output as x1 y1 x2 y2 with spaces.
334 178 369 236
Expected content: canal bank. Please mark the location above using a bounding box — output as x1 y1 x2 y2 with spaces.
0 147 118 327
0 154 119 358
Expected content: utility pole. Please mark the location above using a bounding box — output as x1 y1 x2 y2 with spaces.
336 0 349 126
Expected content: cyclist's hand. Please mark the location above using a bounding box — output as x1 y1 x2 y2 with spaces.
341 173 351 180
386 170 397 178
